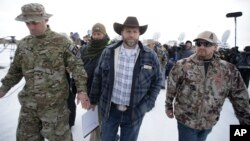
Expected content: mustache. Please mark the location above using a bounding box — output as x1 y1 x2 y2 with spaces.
125 39 138 47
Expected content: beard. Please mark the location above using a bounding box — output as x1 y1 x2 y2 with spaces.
197 49 213 60
124 39 138 48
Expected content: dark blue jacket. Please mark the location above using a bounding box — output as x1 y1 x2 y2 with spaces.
80 46 102 95
89 41 162 121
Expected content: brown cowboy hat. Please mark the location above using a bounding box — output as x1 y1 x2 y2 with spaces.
113 16 148 35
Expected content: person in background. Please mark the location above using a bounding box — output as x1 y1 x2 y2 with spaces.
236 46 250 103
80 22 111 141
165 31 250 141
70 32 74 40
165 45 179 79
71 32 85 48
236 46 250 88
146 39 168 89
179 40 194 60
87 16 162 141
80 35 87 47
0 3 88 141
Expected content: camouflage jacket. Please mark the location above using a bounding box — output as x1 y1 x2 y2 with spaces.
165 54 250 129
0 28 87 108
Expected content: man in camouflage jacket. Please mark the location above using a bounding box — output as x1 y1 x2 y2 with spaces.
165 31 250 141
0 3 88 141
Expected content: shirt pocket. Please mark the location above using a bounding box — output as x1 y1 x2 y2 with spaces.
138 65 154 86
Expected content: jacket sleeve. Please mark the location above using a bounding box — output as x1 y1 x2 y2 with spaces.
89 49 107 104
228 66 250 124
0 45 23 93
135 50 163 116
64 43 87 93
147 51 162 111
165 62 182 110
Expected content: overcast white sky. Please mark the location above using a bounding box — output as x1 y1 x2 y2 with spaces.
0 0 249 50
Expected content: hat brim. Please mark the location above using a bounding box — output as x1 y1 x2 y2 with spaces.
15 13 52 22
113 22 148 35
193 38 214 43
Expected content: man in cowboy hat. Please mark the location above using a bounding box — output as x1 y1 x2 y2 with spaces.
88 16 162 141
0 3 88 141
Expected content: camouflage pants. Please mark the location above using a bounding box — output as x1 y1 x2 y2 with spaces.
16 104 72 141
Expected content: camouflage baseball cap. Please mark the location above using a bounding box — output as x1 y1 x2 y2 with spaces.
193 31 218 44
15 3 52 22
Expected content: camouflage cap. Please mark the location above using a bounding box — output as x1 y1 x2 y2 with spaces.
15 3 52 22
193 31 218 44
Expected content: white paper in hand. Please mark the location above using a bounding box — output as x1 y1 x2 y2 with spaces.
82 106 99 138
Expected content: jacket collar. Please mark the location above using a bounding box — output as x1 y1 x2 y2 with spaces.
108 40 151 52
190 53 221 67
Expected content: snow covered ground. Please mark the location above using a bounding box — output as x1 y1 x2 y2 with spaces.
0 45 249 141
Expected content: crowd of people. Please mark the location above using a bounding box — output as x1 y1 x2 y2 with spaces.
0 3 249 141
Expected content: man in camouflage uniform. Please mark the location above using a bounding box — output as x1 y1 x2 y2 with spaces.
0 3 88 141
165 31 250 141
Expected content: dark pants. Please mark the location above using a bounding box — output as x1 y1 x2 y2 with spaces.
165 61 174 77
101 104 144 141
67 90 76 127
66 72 77 127
239 69 250 88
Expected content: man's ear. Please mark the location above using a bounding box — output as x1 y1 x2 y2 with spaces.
214 44 218 51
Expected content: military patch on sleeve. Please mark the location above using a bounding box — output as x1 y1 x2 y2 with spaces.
68 44 81 59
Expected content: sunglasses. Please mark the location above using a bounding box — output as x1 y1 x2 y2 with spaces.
195 41 214 48
25 21 41 25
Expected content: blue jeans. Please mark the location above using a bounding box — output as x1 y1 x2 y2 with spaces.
177 121 212 141
101 104 144 141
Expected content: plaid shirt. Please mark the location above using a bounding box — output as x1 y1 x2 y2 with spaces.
89 41 162 121
111 45 139 106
